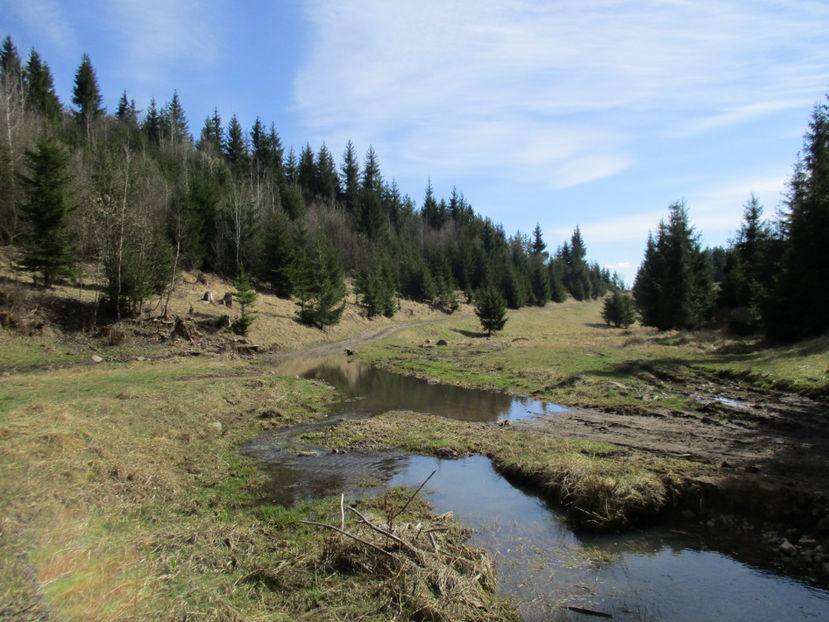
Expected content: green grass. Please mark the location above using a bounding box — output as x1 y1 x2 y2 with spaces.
0 344 515 620
358 300 829 409
303 411 705 529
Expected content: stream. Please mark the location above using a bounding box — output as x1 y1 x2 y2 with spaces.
243 355 829 621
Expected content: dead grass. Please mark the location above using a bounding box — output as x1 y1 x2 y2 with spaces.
305 411 697 529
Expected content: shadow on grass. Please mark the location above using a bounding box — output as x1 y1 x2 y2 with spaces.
450 327 488 339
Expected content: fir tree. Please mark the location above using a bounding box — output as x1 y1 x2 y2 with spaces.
768 96 829 339
71 53 103 138
197 108 223 154
340 139 360 213
24 49 61 120
224 114 248 176
18 136 75 287
315 142 339 203
116 90 138 125
294 233 347 329
163 91 189 145
362 145 382 193
633 201 714 330
602 290 636 328
531 224 546 255
475 285 508 336
142 98 161 145
261 210 295 297
231 272 258 335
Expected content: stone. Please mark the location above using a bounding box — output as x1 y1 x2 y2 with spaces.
436 339 448 346
222 292 233 307
799 536 817 547
779 539 798 556
207 421 223 436
203 291 214 303
91 354 103 363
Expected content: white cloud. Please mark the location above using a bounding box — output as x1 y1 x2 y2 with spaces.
293 0 829 187
6 0 76 50
102 0 224 92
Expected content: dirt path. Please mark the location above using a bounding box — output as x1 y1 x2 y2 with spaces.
266 321 435 360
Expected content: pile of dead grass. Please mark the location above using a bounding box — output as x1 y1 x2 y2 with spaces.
308 494 518 622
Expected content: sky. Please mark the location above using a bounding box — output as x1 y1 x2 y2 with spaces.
3 0 829 284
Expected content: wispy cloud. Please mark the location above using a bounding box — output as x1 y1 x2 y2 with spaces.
294 0 829 187
6 0 76 51
100 0 224 95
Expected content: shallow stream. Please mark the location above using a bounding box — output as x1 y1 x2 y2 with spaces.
244 355 829 621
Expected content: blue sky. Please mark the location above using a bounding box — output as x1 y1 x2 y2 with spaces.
3 0 828 284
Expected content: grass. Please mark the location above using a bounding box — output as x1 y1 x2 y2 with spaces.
0 349 514 620
302 411 706 529
358 299 829 409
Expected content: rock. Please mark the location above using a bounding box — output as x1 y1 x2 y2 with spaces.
435 446 458 458
203 291 214 303
207 421 223 436
197 272 208 285
296 450 318 457
779 539 798 556
345 348 357 356
91 354 103 363
222 292 233 307
799 536 817 547
436 339 448 346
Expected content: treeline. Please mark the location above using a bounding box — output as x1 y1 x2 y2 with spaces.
0 35 616 327
633 92 829 341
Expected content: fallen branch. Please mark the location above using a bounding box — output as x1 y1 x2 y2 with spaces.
299 520 394 558
347 505 420 555
387 469 436 529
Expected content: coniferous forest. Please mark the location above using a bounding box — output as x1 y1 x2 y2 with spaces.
0 35 616 330
2 34 828 341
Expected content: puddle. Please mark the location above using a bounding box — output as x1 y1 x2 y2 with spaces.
246 355 829 620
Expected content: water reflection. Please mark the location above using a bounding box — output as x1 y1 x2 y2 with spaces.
274 354 564 422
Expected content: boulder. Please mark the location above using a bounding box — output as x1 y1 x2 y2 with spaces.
207 421 223 436
779 538 798 556
202 291 214 303
436 339 448 346
91 354 103 363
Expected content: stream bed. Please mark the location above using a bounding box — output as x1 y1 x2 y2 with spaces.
244 355 829 621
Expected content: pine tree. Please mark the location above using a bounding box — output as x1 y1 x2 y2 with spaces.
116 90 138 125
294 233 347 329
18 136 75 287
602 290 636 328
768 96 829 339
340 139 360 213
475 285 508 336
231 272 258 335
24 49 61 120
362 145 382 193
224 114 248 177
261 210 295 297
531 224 546 255
315 142 339 203
163 91 189 145
142 98 161 145
72 53 103 138
633 201 714 330
297 143 316 196
197 108 223 154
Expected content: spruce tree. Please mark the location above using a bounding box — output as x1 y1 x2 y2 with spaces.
71 53 103 138
340 139 360 213
18 136 75 287
224 114 248 177
475 285 508 336
24 49 61 120
294 233 347 328
602 290 636 328
116 90 138 125
633 201 714 330
769 96 829 339
142 98 161 145
163 91 189 145
232 272 258 335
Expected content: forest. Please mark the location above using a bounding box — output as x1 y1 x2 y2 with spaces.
0 35 617 331
2 33 827 341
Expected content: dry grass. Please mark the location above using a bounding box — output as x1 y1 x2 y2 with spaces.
305 411 694 529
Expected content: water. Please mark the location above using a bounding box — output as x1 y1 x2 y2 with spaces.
247 355 829 621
